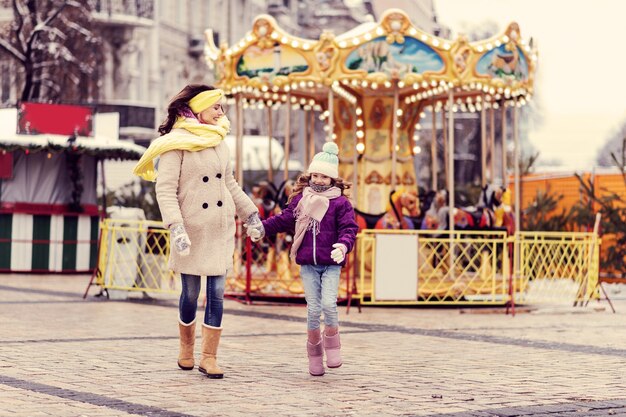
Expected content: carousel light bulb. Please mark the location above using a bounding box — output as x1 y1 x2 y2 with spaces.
415 123 422 130
503 35 509 43
356 107 362 115
356 130 364 138
371 82 378 89
361 81 368 88
332 133 337 140
396 122 401 128
303 43 310 50
356 143 365 153
339 41 347 48
476 45 484 52
413 146 422 154
395 145 400 151
271 32 278 39
396 109 403 116
495 40 501 47
443 43 450 50
398 81 405 88
272 94 279 100
352 38 360 45
405 97 411 104
384 81 391 88
281 36 288 44
486 43 493 50
291 40 299 48
413 83 419 90
413 134 420 142
290 96 297 103
421 34 428 41
356 119 364 127
409 28 417 36
323 125 330 131
376 27 384 36
364 33 372 41
300 98 306 105
420 112 426 118
432 39 440 47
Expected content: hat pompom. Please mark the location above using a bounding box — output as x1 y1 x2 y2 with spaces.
322 141 339 155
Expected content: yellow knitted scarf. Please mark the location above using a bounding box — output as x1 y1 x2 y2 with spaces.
132 116 231 182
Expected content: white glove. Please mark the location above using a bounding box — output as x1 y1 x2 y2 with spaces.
244 213 265 242
169 223 191 256
330 243 347 264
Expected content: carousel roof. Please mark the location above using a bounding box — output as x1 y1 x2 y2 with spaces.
204 8 537 112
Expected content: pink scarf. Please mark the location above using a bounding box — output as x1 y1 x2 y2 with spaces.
291 186 342 260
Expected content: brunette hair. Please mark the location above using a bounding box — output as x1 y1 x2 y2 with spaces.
158 84 216 135
286 173 351 205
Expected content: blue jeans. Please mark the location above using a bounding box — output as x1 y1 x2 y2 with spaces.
300 264 342 330
179 273 225 327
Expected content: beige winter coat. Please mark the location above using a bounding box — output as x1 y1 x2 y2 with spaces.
155 129 257 276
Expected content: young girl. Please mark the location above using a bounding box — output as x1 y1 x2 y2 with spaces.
247 142 359 376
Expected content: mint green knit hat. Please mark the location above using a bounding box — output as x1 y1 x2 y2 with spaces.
308 141 339 178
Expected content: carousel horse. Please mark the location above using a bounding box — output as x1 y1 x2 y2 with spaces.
420 185 515 235
477 184 515 235
374 187 420 229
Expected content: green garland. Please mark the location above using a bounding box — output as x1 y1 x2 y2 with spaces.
0 142 142 160
66 150 84 213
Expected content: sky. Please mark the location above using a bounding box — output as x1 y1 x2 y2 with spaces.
433 0 626 171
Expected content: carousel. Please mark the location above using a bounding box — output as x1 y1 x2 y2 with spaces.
198 9 553 308
204 8 537 234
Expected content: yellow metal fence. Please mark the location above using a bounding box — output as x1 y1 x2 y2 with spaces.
91 219 600 307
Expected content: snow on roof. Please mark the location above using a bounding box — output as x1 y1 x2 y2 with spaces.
0 108 146 160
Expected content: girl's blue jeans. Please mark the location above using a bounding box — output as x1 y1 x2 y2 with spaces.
299 264 342 330
179 273 225 327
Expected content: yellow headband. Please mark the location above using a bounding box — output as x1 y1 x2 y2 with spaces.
188 89 224 113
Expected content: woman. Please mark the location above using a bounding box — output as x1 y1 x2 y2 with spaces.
133 85 263 379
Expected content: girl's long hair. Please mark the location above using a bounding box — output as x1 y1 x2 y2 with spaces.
158 84 216 135
286 173 351 205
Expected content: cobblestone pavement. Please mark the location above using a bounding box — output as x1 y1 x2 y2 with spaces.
0 274 625 417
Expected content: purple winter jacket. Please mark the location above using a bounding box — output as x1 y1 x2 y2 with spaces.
262 192 359 266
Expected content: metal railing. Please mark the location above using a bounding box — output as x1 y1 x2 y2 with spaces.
88 219 600 309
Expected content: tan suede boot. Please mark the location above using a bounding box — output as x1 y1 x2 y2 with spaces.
177 319 196 370
199 324 224 379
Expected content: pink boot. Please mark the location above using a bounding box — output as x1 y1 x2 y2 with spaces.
306 340 325 376
323 330 342 368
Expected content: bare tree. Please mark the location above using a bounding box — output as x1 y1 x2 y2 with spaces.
0 0 102 102
596 119 626 167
